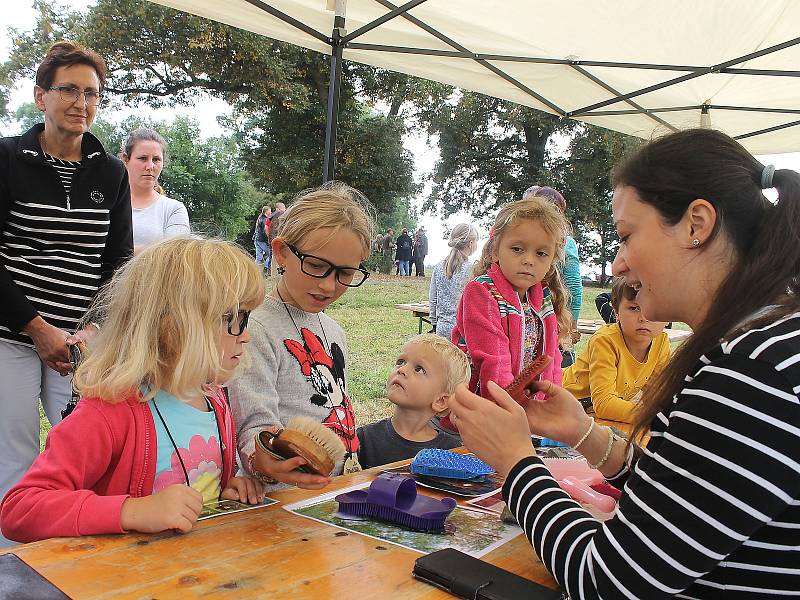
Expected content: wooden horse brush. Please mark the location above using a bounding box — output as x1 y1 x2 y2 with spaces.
256 416 346 476
504 354 553 405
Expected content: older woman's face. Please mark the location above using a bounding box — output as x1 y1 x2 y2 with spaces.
611 185 688 324
34 64 100 138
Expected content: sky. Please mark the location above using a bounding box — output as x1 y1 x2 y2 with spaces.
2 1 798 268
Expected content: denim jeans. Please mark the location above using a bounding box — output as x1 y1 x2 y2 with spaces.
398 260 410 276
254 240 270 269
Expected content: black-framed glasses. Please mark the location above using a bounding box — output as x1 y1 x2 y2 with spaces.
48 86 103 107
223 310 251 336
287 244 370 287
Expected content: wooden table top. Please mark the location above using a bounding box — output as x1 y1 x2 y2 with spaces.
395 303 691 342
0 463 557 599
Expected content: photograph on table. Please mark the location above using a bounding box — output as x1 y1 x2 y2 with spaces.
285 481 521 558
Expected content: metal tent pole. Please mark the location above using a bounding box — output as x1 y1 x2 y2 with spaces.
323 0 347 182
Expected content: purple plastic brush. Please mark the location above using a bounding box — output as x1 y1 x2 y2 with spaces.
335 473 457 532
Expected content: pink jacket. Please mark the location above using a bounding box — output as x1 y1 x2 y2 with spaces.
452 262 562 398
0 388 237 543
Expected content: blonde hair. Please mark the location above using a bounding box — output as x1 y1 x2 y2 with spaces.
74 237 266 403
404 334 471 395
443 223 477 279
276 181 376 259
473 197 572 338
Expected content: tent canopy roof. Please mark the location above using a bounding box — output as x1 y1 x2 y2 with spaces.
151 0 800 154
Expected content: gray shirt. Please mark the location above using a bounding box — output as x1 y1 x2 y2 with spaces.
228 295 354 475
132 194 190 249
356 417 461 469
428 258 474 342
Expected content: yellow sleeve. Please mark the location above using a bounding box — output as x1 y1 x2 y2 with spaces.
586 333 636 422
654 332 671 369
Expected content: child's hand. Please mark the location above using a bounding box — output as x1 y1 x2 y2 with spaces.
120 484 203 534
221 476 265 505
252 432 332 490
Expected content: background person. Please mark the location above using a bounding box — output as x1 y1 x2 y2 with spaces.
412 227 428 276
428 223 478 341
0 41 132 545
252 206 271 273
523 186 582 367
450 128 800 598
120 127 189 254
395 228 413 276
562 277 669 422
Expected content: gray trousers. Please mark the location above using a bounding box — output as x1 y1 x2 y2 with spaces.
0 340 71 546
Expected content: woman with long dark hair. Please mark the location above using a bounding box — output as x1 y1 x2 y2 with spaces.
449 128 800 598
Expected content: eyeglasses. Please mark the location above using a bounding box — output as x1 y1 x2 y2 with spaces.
223 310 251 336
287 244 370 287
48 86 103 107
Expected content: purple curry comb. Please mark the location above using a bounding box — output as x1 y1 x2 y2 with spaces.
335 473 457 533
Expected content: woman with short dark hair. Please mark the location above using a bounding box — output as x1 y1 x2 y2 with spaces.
450 128 800 598
0 41 132 544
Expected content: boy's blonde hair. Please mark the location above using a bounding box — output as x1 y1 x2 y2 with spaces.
276 181 376 259
73 237 266 403
472 197 572 339
405 334 471 395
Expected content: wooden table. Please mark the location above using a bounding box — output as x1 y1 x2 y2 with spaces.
0 463 557 599
396 304 691 342
395 302 432 334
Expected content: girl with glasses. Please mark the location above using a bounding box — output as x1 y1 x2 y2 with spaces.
1 237 266 542
229 181 375 490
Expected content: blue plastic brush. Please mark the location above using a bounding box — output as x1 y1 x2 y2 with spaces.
410 449 494 480
335 473 456 532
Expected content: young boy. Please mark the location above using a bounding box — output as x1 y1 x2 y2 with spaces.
562 278 670 422
357 334 470 469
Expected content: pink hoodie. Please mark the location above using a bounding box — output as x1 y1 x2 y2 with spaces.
0 388 236 543
452 262 562 398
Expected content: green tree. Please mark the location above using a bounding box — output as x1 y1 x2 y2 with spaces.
557 126 640 282
2 0 418 217
416 92 577 220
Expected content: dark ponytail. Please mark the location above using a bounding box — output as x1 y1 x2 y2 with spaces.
611 128 800 442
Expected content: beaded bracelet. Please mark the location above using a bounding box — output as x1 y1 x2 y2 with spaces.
247 451 277 485
587 426 615 470
572 419 595 450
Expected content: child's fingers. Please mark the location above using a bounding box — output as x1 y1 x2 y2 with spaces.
244 477 264 503
220 486 241 501
174 514 196 533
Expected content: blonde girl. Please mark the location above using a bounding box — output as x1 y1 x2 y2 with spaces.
428 223 479 341
451 197 570 405
229 181 375 490
1 237 266 543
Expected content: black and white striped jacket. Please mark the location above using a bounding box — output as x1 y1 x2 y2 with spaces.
504 312 800 598
0 124 132 346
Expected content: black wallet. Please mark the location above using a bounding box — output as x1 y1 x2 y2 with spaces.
413 548 564 600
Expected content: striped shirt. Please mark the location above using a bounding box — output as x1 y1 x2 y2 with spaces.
44 152 79 209
503 311 800 598
0 155 112 347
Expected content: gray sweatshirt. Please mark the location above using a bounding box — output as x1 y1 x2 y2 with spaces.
228 295 355 475
428 259 474 342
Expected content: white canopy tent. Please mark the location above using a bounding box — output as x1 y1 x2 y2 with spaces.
150 0 800 179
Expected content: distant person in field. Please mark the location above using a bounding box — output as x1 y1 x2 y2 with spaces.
429 223 478 342
121 127 189 255
412 227 429 276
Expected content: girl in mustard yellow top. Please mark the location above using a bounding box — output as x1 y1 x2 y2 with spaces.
562 279 670 422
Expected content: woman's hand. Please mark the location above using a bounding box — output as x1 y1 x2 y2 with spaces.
120 484 203 534
24 316 70 375
448 381 536 478
523 380 594 446
222 476 265 505
252 431 332 490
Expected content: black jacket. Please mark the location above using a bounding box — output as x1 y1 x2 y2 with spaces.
395 233 413 261
0 124 132 338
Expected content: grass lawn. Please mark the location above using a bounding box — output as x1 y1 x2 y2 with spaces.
40 276 684 447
